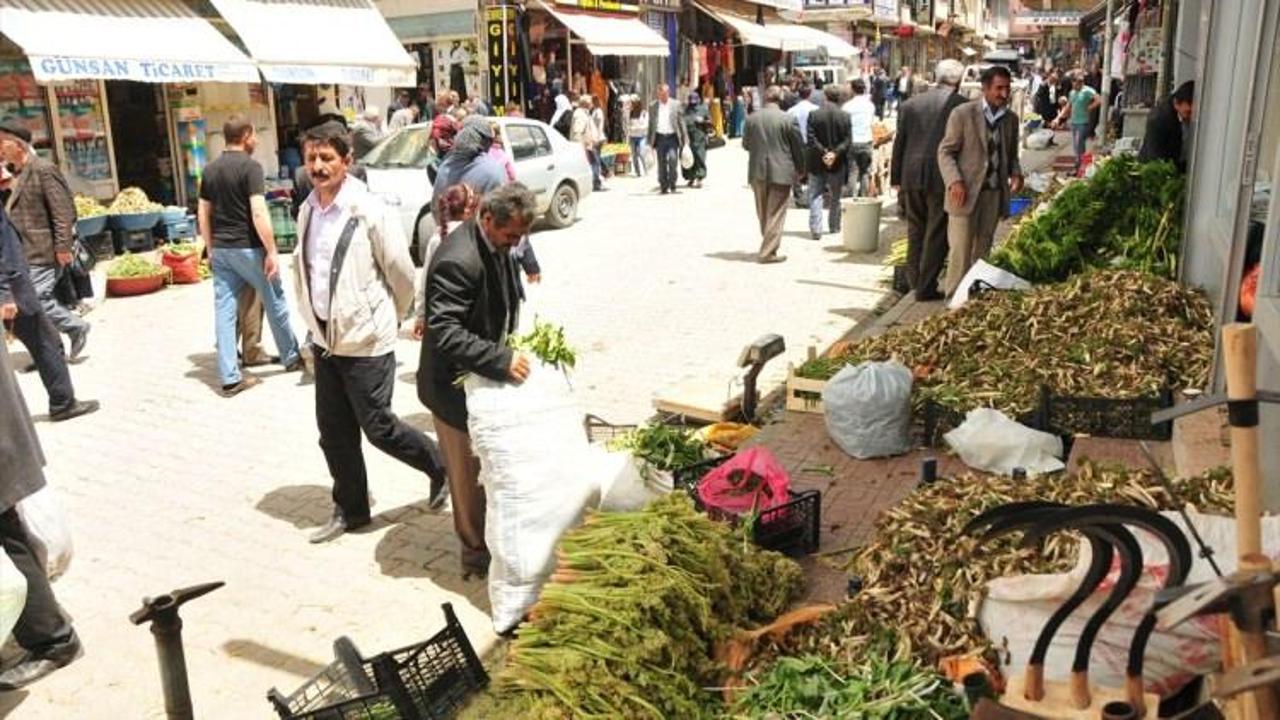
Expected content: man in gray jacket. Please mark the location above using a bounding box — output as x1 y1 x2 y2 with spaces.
292 121 447 544
742 85 806 263
646 84 687 195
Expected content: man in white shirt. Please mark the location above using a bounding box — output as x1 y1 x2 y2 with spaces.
842 78 877 197
785 86 819 205
646 84 687 194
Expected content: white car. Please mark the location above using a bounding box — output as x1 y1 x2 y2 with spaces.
361 116 593 255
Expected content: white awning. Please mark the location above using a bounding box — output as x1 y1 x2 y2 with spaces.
787 25 860 58
537 1 668 57
693 2 818 52
210 0 416 86
0 0 259 83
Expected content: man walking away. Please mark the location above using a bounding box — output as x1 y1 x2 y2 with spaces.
891 59 966 301
786 86 819 207
418 183 538 577
1052 72 1100 174
1139 80 1194 172
0 331 83 691
292 121 447 544
0 202 97 421
647 84 687 195
198 116 301 396
843 79 877 198
806 85 851 240
351 106 384 161
938 66 1023 297
870 68 888 120
743 85 806 264
0 123 90 361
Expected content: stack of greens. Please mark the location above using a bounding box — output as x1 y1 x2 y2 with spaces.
106 253 163 279
606 422 708 473
988 156 1185 283
510 318 577 372
460 493 804 719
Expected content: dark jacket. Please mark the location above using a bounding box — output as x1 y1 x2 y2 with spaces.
417 221 521 430
742 104 806 187
0 208 40 316
1138 97 1186 172
0 210 47 513
891 86 966 192
5 155 76 267
1033 82 1057 122
806 101 852 175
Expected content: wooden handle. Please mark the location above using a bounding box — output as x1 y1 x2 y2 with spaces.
1070 670 1092 710
1223 324 1262 557
1124 674 1147 718
1024 663 1045 702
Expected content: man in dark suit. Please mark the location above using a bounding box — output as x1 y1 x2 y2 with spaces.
0 199 97 421
417 183 537 577
805 85 851 240
1139 80 1194 172
891 59 967 301
0 231 83 692
743 85 806 264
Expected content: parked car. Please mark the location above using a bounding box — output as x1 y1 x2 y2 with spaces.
361 116 593 263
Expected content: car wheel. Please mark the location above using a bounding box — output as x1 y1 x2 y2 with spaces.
545 183 578 229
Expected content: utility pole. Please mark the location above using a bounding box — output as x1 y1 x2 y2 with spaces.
1100 0 1114 143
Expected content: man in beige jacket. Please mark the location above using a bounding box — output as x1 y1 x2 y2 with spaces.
293 121 447 544
937 65 1023 296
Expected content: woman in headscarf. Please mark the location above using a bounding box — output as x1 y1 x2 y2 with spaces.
431 115 505 207
681 91 710 188
549 93 573 139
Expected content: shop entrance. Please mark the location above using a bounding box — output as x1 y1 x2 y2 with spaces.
106 80 176 204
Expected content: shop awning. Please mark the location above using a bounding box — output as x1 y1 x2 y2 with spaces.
692 2 819 52
788 26 860 58
210 0 416 86
0 0 259 83
536 1 668 57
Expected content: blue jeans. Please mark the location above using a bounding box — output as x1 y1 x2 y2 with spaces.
808 168 847 235
1071 122 1089 168
629 136 646 176
211 247 299 385
588 146 603 190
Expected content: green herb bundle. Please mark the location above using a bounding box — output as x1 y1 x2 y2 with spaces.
607 423 708 473
510 317 577 372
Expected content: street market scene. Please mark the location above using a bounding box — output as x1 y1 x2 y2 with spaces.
1 0 1280 718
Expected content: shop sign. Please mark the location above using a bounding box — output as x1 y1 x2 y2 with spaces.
554 0 639 14
486 4 525 117
258 63 415 87
28 55 259 84
1014 12 1085 28
871 0 897 22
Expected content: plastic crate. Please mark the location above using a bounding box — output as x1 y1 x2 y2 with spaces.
919 400 1041 448
159 219 195 240
276 232 298 254
113 228 155 253
1041 386 1175 441
82 232 114 261
679 453 821 556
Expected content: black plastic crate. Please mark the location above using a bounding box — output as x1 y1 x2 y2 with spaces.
379 606 489 720
1041 386 1174 441
679 453 821 556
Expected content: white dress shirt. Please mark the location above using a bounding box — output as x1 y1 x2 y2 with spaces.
843 95 876 144
305 178 361 321
786 99 818 143
655 99 675 134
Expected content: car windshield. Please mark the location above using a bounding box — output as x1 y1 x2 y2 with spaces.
362 127 431 169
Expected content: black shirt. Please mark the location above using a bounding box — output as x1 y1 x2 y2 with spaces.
200 150 265 249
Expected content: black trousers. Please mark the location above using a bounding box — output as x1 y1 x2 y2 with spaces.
10 309 75 415
313 351 444 523
0 508 74 654
654 133 679 192
900 188 950 298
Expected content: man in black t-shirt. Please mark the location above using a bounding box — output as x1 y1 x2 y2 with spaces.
197 116 301 396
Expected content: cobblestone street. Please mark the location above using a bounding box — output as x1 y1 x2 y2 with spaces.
3 140 896 718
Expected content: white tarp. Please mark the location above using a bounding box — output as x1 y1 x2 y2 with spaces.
693 2 819 52
0 0 259 83
210 0 416 86
537 1 669 57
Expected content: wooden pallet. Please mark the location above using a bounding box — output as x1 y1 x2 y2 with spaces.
785 365 827 414
1000 675 1159 719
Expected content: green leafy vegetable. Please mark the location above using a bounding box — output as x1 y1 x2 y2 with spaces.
510 317 577 372
607 423 708 472
107 253 163 279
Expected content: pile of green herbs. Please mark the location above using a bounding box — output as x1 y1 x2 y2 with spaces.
988 156 1185 283
607 422 709 473
107 253 163 279
460 493 804 720
510 317 577 372
795 270 1212 419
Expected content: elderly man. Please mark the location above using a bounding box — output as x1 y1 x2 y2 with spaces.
742 85 806 264
646 84 687 195
891 59 966 301
938 66 1023 297
418 183 538 577
0 122 89 360
351 106 384 160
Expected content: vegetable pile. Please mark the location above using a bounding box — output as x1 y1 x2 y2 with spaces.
771 461 1233 669
163 242 200 257
461 493 804 719
882 237 908 267
107 253 163 279
510 317 577 372
796 270 1213 418
108 187 164 215
607 422 709 473
74 195 108 219
988 157 1185 283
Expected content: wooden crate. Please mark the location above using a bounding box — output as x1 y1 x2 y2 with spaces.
785 365 827 414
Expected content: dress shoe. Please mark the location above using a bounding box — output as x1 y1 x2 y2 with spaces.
220 375 261 397
758 255 787 264
69 324 90 361
915 289 945 302
50 400 99 422
0 637 82 690
309 510 369 544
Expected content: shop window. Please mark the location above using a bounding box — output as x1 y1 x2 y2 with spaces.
507 124 552 161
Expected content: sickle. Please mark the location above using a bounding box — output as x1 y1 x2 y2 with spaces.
1021 518 1144 710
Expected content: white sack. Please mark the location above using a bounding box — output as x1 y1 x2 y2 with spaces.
592 447 672 512
947 260 1033 310
17 486 74 581
0 551 27 646
466 362 597 633
1025 172 1054 193
1025 129 1055 150
822 360 912 459
944 408 1065 476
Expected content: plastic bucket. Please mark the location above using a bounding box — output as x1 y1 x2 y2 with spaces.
841 198 881 253
1009 196 1033 217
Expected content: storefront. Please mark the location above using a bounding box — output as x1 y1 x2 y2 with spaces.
380 0 483 115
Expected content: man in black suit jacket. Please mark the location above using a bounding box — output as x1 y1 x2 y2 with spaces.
890 59 967 301
1139 81 1194 172
417 183 536 577
743 85 806 263
805 85 851 239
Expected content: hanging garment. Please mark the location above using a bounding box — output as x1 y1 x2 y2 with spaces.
709 97 724 138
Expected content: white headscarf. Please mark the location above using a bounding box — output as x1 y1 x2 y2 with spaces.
549 94 573 128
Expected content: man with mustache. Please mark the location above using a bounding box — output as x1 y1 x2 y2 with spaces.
293 120 448 544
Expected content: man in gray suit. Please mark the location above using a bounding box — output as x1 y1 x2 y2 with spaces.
938 66 1023 296
890 59 967 301
646 84 687 195
743 85 806 264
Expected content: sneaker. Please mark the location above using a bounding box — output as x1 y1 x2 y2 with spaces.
220 375 261 397
69 325 90 361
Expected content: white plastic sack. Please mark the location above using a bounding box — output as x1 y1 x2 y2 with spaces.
466 362 597 633
979 512 1280 698
592 447 672 512
679 143 694 170
0 551 27 646
947 260 1033 310
822 360 912 459
944 408 1064 476
17 486 73 581
1025 128 1055 150
1025 172 1053 194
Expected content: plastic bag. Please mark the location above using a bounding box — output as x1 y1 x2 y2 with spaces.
680 143 694 170
17 486 73 581
593 447 671 512
465 361 597 633
821 360 912 459
0 551 27 645
162 250 201 284
696 447 790 517
1025 129 1055 150
944 408 1064 476
947 260 1032 310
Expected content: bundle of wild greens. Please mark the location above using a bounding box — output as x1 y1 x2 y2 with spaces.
510 317 577 372
607 422 709 473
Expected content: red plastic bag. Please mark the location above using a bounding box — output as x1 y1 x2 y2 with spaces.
162 251 201 284
1240 264 1260 319
696 448 791 518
